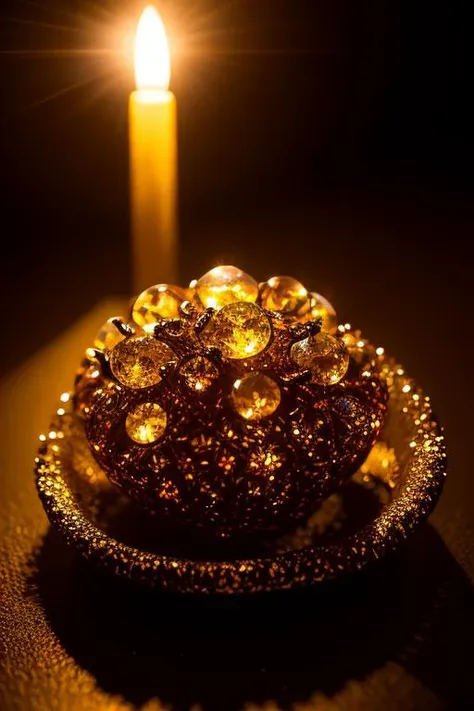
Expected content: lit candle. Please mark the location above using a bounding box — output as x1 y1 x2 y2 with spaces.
130 5 177 294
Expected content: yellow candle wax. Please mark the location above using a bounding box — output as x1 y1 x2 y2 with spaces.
130 6 177 294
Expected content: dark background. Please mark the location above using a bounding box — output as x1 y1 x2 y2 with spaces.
0 0 470 376
1 2 473 709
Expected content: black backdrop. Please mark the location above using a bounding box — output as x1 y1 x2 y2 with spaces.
1 3 473 709
0 0 469 375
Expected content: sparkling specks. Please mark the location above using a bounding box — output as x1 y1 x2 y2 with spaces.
37 335 446 593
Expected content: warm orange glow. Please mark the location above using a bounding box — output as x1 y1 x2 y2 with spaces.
135 6 171 91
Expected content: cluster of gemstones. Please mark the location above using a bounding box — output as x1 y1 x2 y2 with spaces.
76 266 388 536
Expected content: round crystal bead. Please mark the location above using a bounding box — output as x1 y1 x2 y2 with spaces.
231 373 281 421
180 356 219 392
291 332 349 386
132 284 187 328
201 302 272 360
259 275 310 318
306 292 338 334
126 402 167 444
94 318 126 351
195 266 258 310
110 336 175 389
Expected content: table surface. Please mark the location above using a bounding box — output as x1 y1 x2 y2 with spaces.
1 194 473 711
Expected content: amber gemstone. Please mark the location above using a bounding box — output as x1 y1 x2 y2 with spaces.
232 373 281 421
94 318 126 351
132 284 187 327
195 265 258 309
180 356 219 392
201 302 272 360
126 402 167 444
291 332 349 386
259 275 310 318
306 292 338 334
110 336 175 389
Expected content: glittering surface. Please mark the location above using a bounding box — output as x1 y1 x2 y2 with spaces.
57 270 388 538
33 270 446 593
35 346 446 592
78 295 386 536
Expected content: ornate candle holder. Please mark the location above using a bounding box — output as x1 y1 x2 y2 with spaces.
35 266 446 593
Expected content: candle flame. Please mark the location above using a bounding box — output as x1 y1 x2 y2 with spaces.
135 6 171 91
